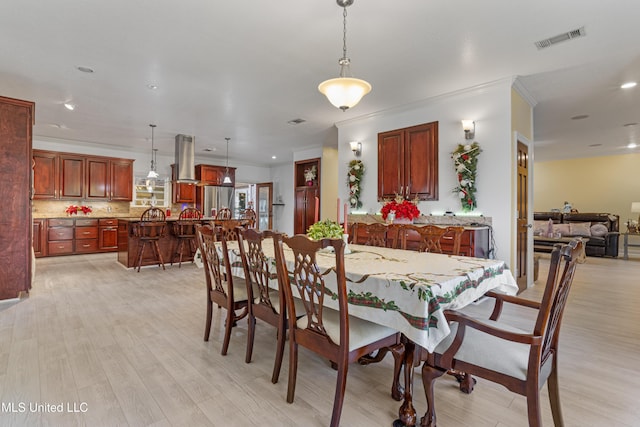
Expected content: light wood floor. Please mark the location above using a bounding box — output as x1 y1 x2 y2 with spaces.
0 250 639 427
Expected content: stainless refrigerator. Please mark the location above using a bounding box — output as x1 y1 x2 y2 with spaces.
202 186 235 217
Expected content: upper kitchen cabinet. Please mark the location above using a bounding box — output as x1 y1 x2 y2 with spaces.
378 121 439 201
0 95 34 300
32 150 58 199
171 164 195 203
195 164 236 187
59 154 85 198
33 150 134 201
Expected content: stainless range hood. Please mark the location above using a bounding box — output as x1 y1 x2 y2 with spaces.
174 134 197 182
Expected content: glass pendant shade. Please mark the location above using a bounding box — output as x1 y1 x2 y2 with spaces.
318 77 371 111
223 137 232 184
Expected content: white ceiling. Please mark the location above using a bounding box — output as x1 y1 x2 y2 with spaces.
1 0 639 165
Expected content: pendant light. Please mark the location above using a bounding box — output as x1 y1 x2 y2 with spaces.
223 137 232 184
318 0 371 111
145 124 159 190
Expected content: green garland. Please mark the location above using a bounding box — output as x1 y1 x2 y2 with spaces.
347 159 364 209
451 142 481 212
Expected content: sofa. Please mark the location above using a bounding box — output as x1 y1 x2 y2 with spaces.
533 212 619 257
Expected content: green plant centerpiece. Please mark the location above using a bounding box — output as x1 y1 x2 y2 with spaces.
306 219 344 240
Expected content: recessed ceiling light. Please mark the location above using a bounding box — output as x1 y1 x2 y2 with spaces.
287 118 306 125
623 122 638 127
272 155 277 159
203 147 216 152
571 114 589 120
76 66 94 73
64 103 76 111
588 143 602 147
147 84 159 90
621 82 637 89
628 143 638 149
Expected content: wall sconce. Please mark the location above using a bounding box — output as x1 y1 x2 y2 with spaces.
461 120 475 140
350 141 362 156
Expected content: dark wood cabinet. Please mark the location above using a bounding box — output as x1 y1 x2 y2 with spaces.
32 219 46 258
87 157 109 199
44 217 118 256
33 150 133 201
59 154 85 199
0 96 34 299
196 164 235 186
378 121 438 201
32 150 58 199
99 219 119 251
47 218 75 256
171 164 196 203
109 159 133 201
294 158 320 235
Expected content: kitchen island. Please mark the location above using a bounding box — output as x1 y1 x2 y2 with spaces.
117 218 251 268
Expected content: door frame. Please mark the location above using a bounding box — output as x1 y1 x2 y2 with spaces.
512 131 534 289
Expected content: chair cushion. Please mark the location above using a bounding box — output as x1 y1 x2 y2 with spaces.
296 308 397 352
434 319 553 383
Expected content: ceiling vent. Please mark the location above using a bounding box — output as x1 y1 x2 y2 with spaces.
535 26 585 49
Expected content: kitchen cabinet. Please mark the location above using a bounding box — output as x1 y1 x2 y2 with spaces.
85 156 134 201
378 121 438 201
293 158 320 235
0 96 34 300
75 218 99 254
109 159 133 201
98 218 119 251
44 217 118 256
196 164 235 186
33 150 133 201
32 150 58 199
171 164 195 203
47 218 75 256
33 219 46 258
59 154 85 199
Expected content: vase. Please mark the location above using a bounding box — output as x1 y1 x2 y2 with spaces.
393 217 413 225
306 180 314 186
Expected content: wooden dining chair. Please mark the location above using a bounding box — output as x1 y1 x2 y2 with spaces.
441 226 465 256
195 224 249 355
216 207 232 220
272 233 403 427
237 228 287 383
361 222 388 247
420 239 584 427
140 207 166 221
242 208 257 228
402 224 448 253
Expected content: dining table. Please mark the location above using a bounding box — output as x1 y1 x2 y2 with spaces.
220 239 518 426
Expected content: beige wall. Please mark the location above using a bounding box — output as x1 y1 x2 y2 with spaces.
320 146 339 222
511 89 533 141
533 153 640 224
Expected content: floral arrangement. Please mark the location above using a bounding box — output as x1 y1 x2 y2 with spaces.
304 165 317 184
452 141 481 212
65 205 92 215
307 219 344 240
380 195 421 221
347 159 364 208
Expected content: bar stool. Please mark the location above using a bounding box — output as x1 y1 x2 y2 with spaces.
171 208 202 267
133 207 167 272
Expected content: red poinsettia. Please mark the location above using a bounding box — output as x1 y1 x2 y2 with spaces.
380 199 421 220
65 205 92 215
